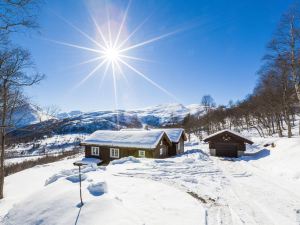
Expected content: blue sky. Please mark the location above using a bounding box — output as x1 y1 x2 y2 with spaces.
13 0 293 112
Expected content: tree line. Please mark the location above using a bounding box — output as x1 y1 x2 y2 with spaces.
0 0 44 199
183 3 300 140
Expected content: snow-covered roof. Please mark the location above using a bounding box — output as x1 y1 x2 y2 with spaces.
121 128 186 143
81 130 168 149
203 129 253 144
120 128 144 131
153 128 186 143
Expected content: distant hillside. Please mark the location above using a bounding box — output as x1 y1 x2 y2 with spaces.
9 103 205 141
12 104 54 128
55 103 205 129
57 103 204 123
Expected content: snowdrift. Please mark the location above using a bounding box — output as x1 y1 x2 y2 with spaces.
1 157 205 225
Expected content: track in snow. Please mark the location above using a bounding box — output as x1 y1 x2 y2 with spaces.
110 150 300 225
215 158 300 225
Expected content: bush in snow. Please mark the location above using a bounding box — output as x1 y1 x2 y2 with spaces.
87 182 107 196
110 156 140 165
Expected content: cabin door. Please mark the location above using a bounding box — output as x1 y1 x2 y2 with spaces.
215 143 238 157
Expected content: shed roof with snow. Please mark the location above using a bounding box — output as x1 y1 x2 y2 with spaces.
81 130 171 149
203 129 253 144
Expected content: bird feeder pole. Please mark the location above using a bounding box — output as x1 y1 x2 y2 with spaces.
73 161 87 207
78 165 83 205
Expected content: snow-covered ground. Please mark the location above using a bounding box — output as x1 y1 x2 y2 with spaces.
212 139 300 225
5 134 86 165
1 133 300 225
7 134 86 155
0 156 205 225
4 155 44 166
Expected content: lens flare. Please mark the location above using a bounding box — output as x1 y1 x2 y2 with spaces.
104 47 121 62
49 0 189 122
51 1 183 101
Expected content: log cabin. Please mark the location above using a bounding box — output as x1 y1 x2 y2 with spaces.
203 129 253 157
81 130 173 163
121 128 187 156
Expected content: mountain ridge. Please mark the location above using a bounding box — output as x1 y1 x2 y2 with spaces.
10 103 205 140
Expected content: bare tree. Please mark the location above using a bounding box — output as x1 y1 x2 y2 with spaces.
200 95 216 134
0 47 44 199
201 95 216 112
267 3 300 104
0 0 41 44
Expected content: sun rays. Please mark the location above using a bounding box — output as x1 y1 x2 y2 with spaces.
53 1 182 95
48 0 190 125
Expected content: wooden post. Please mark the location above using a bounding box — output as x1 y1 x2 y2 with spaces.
79 165 83 206
73 161 87 207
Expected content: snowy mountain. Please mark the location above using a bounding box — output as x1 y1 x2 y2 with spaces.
131 103 201 126
57 103 204 122
56 110 83 119
52 103 205 133
9 103 204 140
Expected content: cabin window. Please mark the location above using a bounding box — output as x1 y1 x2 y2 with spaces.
138 150 146 158
110 148 119 158
160 140 163 145
91 146 99 156
160 148 163 155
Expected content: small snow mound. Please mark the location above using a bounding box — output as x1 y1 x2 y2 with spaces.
87 182 108 196
110 156 140 165
183 158 195 164
45 169 76 185
44 174 64 186
45 166 98 186
66 173 87 183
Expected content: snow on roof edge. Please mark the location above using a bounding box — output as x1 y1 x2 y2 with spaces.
152 128 185 143
81 130 167 149
203 129 253 144
120 128 185 143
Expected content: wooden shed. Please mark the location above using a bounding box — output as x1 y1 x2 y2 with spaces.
81 130 172 163
203 129 253 157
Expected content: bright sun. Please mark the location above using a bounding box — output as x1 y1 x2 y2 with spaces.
104 47 121 62
52 0 181 103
